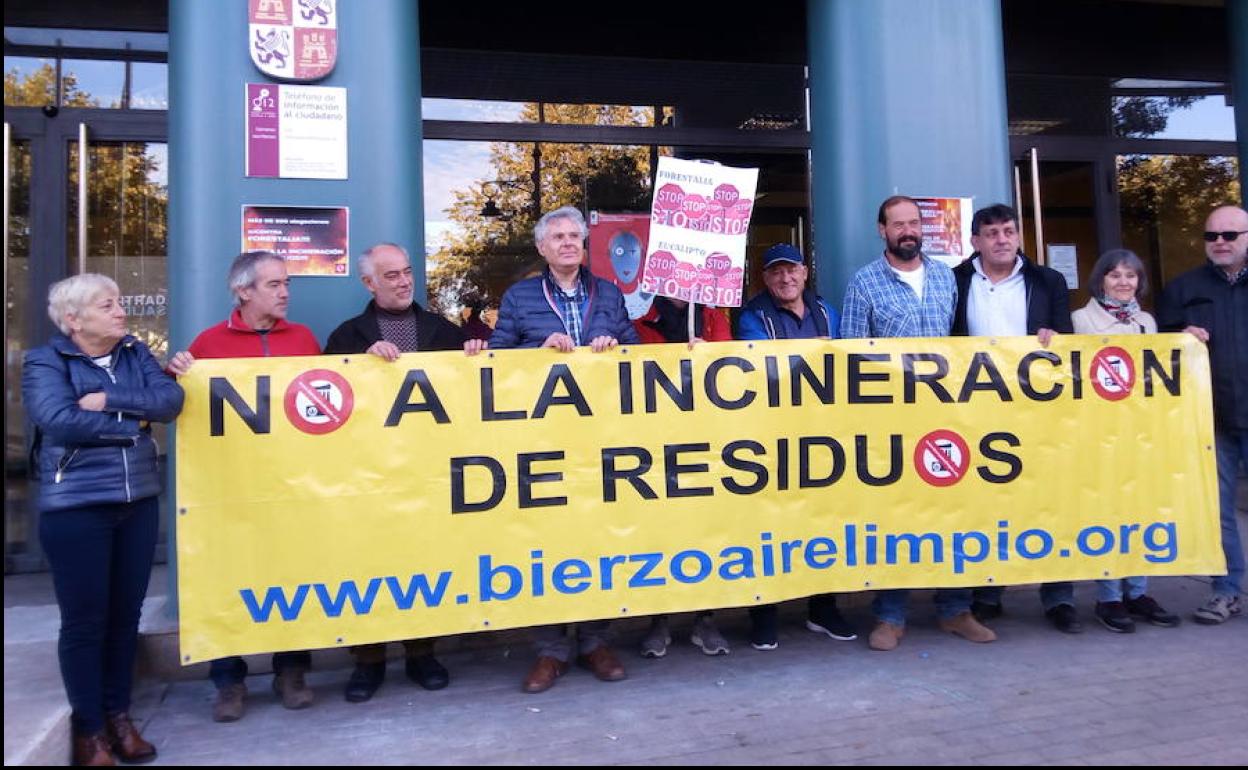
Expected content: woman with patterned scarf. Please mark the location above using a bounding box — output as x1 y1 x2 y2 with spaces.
1072 248 1182 633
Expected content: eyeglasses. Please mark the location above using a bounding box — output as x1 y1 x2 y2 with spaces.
1203 230 1248 243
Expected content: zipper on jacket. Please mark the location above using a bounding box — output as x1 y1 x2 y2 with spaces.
54 449 80 484
118 413 132 501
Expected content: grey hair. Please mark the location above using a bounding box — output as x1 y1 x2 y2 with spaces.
358 242 410 280
227 251 284 307
534 206 588 244
47 273 120 335
1088 248 1149 301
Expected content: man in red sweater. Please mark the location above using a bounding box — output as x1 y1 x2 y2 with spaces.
168 251 320 722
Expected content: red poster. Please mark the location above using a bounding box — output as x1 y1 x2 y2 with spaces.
587 212 653 320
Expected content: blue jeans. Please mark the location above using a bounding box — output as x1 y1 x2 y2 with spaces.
209 650 313 689
1212 429 1247 597
872 589 971 626
39 498 159 734
973 582 1074 612
1096 577 1147 603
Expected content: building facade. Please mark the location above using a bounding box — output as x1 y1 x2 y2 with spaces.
4 0 1245 571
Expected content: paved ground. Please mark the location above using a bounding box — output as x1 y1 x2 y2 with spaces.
124 575 1246 766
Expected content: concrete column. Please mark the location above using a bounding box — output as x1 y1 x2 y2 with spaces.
806 0 1013 306
1230 0 1248 202
166 0 424 611
169 0 425 347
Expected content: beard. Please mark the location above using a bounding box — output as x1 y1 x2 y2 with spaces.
888 234 923 262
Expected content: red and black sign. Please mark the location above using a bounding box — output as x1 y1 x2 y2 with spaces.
284 369 354 435
1090 346 1135 402
914 429 970 487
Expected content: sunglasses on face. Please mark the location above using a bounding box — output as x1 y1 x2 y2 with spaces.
1203 230 1248 243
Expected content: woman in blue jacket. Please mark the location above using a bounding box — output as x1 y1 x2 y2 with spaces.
22 274 184 766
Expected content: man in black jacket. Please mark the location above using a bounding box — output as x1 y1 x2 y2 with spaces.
951 204 1082 633
324 242 466 701
1158 205 1248 625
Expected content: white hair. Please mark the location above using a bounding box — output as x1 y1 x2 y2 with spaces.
358 242 410 279
534 206 587 244
47 273 120 335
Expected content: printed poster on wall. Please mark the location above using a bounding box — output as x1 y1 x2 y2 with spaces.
640 157 759 308
241 205 350 276
914 196 974 268
246 83 347 179
588 212 653 320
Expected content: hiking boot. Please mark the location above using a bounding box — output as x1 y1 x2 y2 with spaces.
806 603 858 641
1125 594 1181 628
1095 601 1136 633
211 683 247 723
639 616 672 659
748 606 778 651
971 599 1004 622
272 668 314 709
690 615 730 656
868 621 904 651
939 611 997 643
1045 604 1084 634
1193 594 1242 625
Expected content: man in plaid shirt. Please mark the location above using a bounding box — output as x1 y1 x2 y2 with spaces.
464 206 637 693
839 195 997 652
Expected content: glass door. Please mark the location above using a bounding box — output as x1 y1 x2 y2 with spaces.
4 114 167 573
1014 154 1103 308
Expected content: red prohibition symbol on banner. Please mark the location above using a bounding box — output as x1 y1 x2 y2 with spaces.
914 429 970 487
1090 346 1135 401
284 369 354 435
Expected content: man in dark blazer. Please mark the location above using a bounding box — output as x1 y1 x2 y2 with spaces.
324 242 465 703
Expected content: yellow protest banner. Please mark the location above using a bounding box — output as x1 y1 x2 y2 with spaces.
176 335 1222 662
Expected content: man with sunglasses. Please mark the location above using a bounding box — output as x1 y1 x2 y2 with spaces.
1158 205 1248 625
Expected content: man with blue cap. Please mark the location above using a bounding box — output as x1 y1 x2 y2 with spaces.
736 243 852 651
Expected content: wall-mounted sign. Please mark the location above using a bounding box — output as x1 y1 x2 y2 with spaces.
241 205 350 276
246 83 347 179
248 0 338 81
914 196 974 268
1047 244 1080 289
640 157 758 308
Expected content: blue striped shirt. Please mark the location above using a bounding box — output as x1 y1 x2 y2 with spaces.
840 254 957 339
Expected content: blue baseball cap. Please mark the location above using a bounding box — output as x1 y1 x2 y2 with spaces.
762 243 804 269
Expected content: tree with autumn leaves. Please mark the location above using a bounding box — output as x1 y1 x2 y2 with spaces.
425 103 662 313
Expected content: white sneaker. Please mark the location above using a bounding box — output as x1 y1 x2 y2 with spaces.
1193 594 1242 625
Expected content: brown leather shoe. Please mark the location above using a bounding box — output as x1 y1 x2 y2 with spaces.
72 732 116 766
868 621 905 651
521 656 569 693
576 645 627 682
939 611 997 643
105 713 156 764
